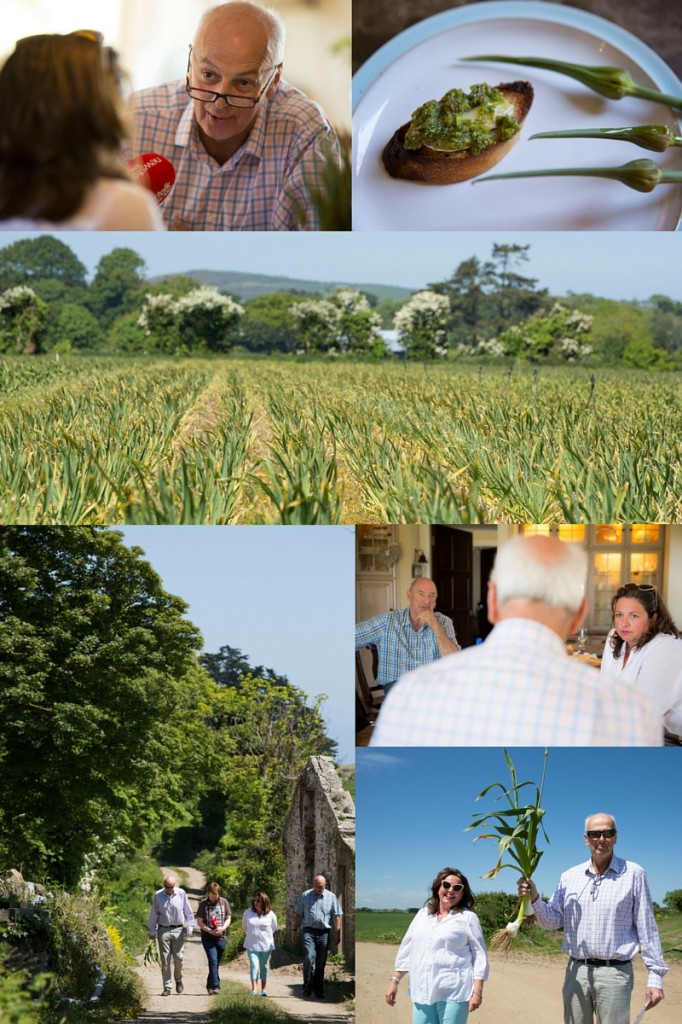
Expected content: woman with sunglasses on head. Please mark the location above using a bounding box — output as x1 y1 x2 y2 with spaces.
601 582 682 744
242 891 277 996
386 868 488 1024
0 32 163 229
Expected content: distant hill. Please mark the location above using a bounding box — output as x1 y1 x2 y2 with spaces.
149 268 412 303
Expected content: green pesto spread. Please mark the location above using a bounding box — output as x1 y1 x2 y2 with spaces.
403 83 520 153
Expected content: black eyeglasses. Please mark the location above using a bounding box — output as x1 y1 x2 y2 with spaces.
185 46 280 108
585 829 616 839
441 881 464 892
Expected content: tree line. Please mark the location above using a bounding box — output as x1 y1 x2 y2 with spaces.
0 527 336 913
1 237 681 367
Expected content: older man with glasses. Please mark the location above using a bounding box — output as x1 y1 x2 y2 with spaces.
148 872 196 996
126 0 338 230
518 813 668 1024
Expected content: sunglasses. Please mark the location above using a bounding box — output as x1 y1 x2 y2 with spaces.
441 881 464 892
616 581 657 605
585 829 616 839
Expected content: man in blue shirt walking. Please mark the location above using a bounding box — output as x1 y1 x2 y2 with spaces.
292 875 342 999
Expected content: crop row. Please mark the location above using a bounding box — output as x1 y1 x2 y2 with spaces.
1 357 680 523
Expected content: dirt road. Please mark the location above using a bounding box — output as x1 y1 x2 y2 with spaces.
357 943 681 1024
133 867 353 1023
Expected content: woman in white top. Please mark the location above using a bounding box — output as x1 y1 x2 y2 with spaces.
0 32 163 230
385 867 488 1024
601 582 682 744
242 892 278 996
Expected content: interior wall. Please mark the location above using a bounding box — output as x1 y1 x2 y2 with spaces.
3 0 351 131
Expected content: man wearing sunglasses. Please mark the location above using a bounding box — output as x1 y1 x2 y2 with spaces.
518 813 667 1024
127 1 338 230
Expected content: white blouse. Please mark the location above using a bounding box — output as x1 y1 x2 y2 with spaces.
601 630 682 730
395 907 489 1004
242 908 278 952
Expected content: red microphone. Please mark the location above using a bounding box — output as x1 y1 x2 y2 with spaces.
127 153 176 204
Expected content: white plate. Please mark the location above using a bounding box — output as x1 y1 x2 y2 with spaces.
352 1 682 230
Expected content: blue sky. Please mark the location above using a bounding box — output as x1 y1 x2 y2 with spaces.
356 747 682 907
118 526 355 763
3 230 682 302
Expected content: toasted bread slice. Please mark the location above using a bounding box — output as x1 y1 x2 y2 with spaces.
382 81 534 184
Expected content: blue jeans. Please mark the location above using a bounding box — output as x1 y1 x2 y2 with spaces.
302 928 330 996
201 934 227 991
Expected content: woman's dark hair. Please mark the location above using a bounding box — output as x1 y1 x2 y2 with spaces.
426 867 475 915
609 584 680 659
252 891 271 913
0 33 129 221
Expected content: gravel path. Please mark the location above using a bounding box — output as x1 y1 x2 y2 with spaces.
130 867 353 1024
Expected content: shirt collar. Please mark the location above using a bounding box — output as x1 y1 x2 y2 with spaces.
582 853 625 879
487 617 569 656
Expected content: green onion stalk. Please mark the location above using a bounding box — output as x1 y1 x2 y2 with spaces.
530 125 682 152
465 749 549 951
472 158 682 192
462 56 682 112
143 939 160 967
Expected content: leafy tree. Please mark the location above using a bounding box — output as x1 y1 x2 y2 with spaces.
663 889 682 912
41 302 104 352
393 290 450 359
0 285 47 354
0 527 209 886
87 248 147 327
0 236 87 292
106 309 149 352
621 337 671 370
429 255 493 345
201 644 289 688
240 292 304 353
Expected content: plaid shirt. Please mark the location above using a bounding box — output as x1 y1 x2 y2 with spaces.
370 618 662 746
126 79 337 231
355 607 458 689
532 855 668 989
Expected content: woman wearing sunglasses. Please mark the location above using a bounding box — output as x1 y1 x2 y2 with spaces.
385 867 488 1024
601 582 682 743
0 32 163 230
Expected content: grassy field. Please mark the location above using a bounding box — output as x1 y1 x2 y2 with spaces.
2 355 681 523
357 909 682 960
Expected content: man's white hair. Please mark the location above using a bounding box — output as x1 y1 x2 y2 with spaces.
584 813 617 832
198 1 286 64
490 535 587 615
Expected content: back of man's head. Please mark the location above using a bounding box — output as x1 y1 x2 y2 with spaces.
490 534 587 616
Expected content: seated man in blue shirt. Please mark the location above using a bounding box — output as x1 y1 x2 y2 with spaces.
355 577 459 694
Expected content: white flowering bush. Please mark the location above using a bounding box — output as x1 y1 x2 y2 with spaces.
138 286 244 353
0 285 47 354
291 299 341 352
493 303 594 362
393 290 450 359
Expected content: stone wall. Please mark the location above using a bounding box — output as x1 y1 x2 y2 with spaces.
283 756 355 965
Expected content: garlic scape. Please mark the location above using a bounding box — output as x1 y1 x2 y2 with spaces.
462 56 682 112
530 124 682 152
473 158 682 192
